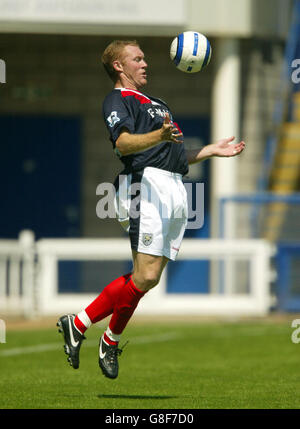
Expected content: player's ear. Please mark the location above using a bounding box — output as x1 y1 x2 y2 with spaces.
112 60 123 74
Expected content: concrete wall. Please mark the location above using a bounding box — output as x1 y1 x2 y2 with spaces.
0 33 284 239
0 0 292 39
187 0 292 38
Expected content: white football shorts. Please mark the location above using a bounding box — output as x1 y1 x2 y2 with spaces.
114 166 188 261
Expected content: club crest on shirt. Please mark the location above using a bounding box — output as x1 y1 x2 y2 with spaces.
107 111 120 127
142 233 153 246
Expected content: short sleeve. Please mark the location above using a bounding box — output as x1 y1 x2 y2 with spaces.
103 92 136 145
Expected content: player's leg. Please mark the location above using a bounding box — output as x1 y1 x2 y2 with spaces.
131 250 169 291
57 172 133 370
99 168 186 377
57 272 132 369
108 251 168 336
57 253 168 372
99 251 169 378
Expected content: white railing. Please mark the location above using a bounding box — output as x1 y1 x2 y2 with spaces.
0 230 35 318
36 237 274 317
0 231 274 318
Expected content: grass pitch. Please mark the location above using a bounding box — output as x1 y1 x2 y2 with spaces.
0 317 299 409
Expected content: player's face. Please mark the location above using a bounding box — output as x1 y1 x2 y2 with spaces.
119 45 148 89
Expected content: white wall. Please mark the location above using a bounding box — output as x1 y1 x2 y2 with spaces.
0 0 185 36
0 0 292 39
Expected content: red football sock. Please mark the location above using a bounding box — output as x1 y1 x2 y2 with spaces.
74 273 131 334
86 272 131 323
109 275 146 335
73 315 87 334
103 332 118 346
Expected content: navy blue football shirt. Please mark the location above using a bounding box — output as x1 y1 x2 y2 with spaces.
102 88 189 176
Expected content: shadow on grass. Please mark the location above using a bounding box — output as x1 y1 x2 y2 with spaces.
98 394 178 400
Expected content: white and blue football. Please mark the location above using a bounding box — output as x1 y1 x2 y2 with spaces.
170 31 212 73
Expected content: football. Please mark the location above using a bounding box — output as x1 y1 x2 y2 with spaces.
170 31 212 73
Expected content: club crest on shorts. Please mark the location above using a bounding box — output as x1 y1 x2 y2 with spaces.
142 233 153 246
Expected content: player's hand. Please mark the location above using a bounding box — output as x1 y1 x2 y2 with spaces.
212 136 245 157
160 113 183 144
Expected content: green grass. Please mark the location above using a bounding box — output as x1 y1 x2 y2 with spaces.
0 319 299 409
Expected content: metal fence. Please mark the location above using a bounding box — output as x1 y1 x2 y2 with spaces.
219 193 300 311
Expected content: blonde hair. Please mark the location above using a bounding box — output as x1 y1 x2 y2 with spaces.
101 40 140 82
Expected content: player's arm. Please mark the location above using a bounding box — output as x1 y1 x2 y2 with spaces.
186 136 245 165
116 113 183 156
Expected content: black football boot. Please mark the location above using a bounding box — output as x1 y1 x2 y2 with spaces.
57 314 86 369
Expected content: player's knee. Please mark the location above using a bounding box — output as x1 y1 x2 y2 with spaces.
135 270 160 291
